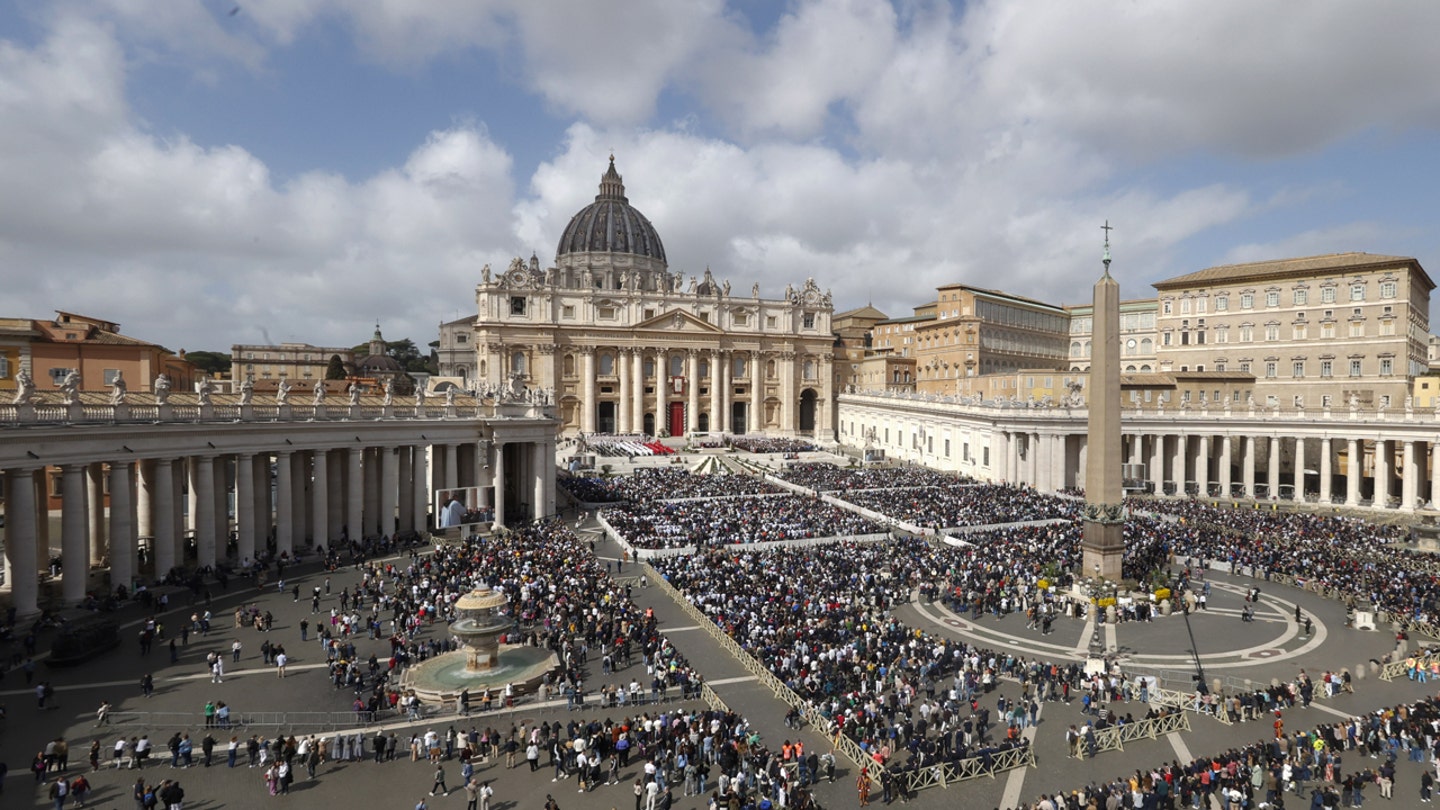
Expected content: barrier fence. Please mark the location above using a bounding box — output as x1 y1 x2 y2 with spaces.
1380 652 1440 681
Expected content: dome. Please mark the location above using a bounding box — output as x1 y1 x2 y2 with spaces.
556 157 666 265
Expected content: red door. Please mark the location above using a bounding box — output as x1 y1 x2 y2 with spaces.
668 402 686 437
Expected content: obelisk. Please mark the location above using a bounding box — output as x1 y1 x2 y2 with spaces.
1082 224 1125 580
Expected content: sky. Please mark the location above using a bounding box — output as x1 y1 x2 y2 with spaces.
4 0 1440 355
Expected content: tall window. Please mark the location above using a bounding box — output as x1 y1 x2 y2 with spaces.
1292 361 1304 378
1320 359 1332 378
1265 324 1279 341
1240 292 1254 309
1380 358 1393 375
1294 289 1308 305
1350 284 1365 301
1349 359 1362 377
510 296 527 315
1380 280 1398 298
1265 361 1277 378
733 357 747 378
1215 295 1228 312
510 352 526 374
1321 286 1336 304
599 354 614 375
1266 291 1280 307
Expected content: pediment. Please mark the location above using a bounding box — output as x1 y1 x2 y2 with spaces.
633 309 725 334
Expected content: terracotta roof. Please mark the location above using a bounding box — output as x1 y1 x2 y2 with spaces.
1154 252 1428 290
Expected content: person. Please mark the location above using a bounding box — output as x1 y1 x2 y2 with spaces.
95 701 111 727
462 778 480 810
479 780 494 810
430 763 448 796
857 770 872 807
440 493 466 528
49 775 69 810
415 798 428 810
275 651 287 678
543 794 560 810
1424 769 1434 803
141 674 154 698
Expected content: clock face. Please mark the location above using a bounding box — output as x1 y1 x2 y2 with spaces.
1126 339 1137 349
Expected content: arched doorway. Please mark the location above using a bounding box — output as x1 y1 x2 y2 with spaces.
697 412 710 432
731 402 747 434
643 412 656 437
597 402 616 434
799 389 818 434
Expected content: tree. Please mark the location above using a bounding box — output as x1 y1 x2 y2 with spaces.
185 350 231 376
325 354 347 380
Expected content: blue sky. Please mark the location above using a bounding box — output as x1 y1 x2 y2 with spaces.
3 0 1440 352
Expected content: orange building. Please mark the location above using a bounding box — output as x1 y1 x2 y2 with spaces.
12 311 199 394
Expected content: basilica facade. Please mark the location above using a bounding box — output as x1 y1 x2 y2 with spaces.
458 159 836 438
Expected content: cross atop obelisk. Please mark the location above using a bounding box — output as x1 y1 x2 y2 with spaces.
1082 221 1125 580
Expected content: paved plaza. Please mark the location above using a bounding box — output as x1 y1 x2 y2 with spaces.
5 453 1440 810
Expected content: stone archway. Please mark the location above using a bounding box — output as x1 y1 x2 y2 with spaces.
799 388 818 434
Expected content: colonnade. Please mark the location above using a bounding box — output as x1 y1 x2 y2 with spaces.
2 424 558 618
988 428 1440 510
552 345 831 437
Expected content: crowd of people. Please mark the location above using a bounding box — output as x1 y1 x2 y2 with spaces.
729 437 817 454
773 462 966 492
560 468 786 505
1005 695 1440 809
603 495 882 549
840 484 1080 529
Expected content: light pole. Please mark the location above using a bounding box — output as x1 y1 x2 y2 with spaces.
1173 575 1208 692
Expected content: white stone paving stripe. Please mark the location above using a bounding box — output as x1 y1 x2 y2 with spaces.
706 675 760 686
1166 731 1193 762
1000 702 1041 808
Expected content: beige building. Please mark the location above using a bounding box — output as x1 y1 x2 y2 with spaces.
832 305 888 393
1151 253 1433 409
912 285 1069 393
1065 299 1158 373
463 158 836 437
233 342 353 384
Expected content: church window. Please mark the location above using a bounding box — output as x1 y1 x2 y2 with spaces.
600 354 615 375
733 312 749 327
456 334 468 344
510 296 527 315
563 355 576 378
562 306 574 319
510 352 526 375
733 357 747 378
802 313 816 329
766 316 777 328
598 306 617 320
803 360 815 380
766 360 777 379
0 355 8 379
670 355 684 376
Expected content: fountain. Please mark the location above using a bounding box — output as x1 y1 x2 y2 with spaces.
398 584 557 705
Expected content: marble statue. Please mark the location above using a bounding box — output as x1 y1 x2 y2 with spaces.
154 374 172 405
238 378 254 406
347 381 361 406
415 385 427 407
752 282 760 298
275 377 292 405
1349 393 1359 409
11 368 35 405
445 387 457 407
687 276 697 294
312 379 326 406
59 369 81 405
109 371 127 405
196 377 213 406
382 379 395 406
722 280 731 297
481 263 491 283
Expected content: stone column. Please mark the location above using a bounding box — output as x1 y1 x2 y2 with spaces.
1029 432 1041 487
312 450 329 547
380 446 399 539
347 447 364 544
214 456 229 558
5 468 40 617
87 462 107 567
1402 440 1418 512
493 442 507 526
1319 438 1333 504
1375 439 1390 507
364 448 382 537
60 463 89 604
533 442 548 520
290 451 307 546
153 459 176 576
1242 436 1257 499
1293 437 1307 503
1171 434 1186 495
397 446 413 533
1053 433 1068 491
631 350 645 433
1218 435 1233 499
275 450 293 555
581 348 597 434
1266 436 1281 500
327 451 344 542
1196 435 1211 498
1346 438 1361 506
136 459 153 543
710 349 723 432
618 349 632 434
655 352 668 435
750 353 764 433
1149 435 1165 495
412 446 429 533
194 455 217 568
235 453 256 564
780 352 796 433
444 444 459 490
109 460 134 591
35 470 49 573
687 349 700 434
1431 442 1440 509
